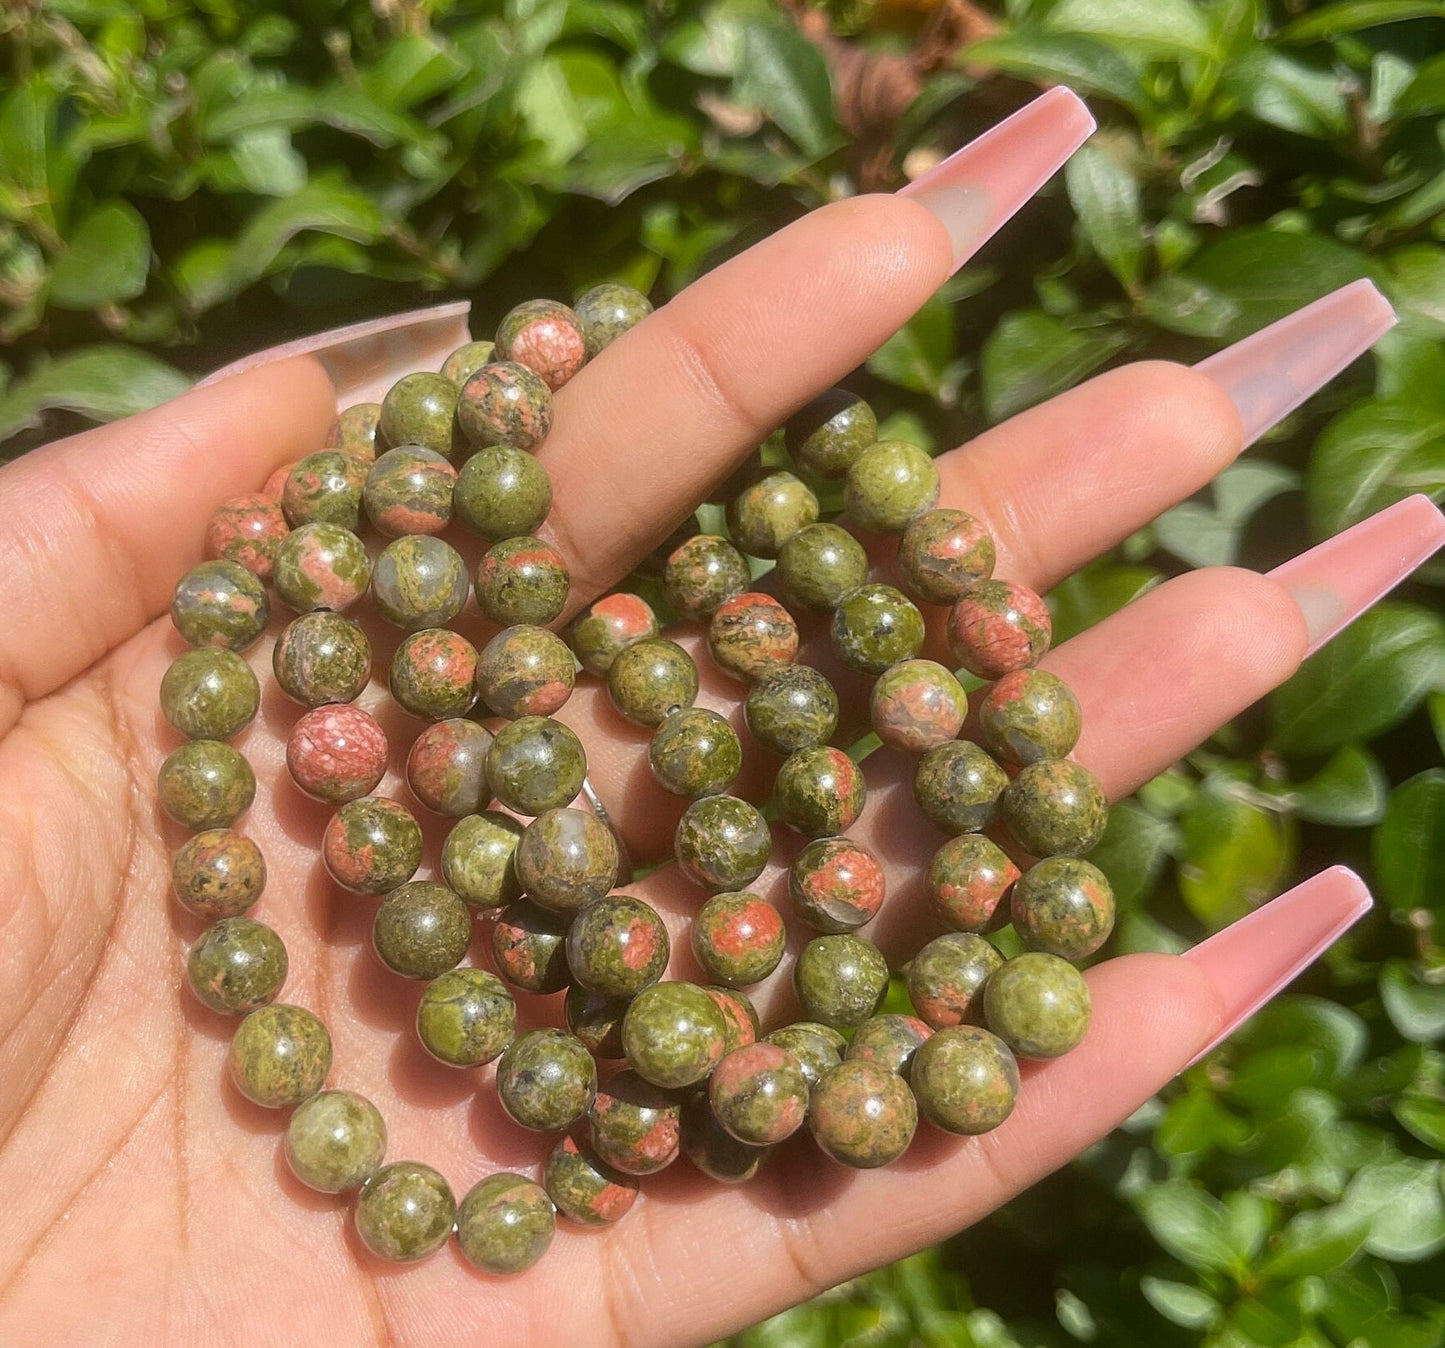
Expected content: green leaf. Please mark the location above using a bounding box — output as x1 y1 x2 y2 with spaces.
1047 562 1161 643
1086 798 1177 908
1065 143 1144 290
736 22 837 158
1388 243 1445 338
1395 1092 1445 1150
0 346 190 444
1154 461 1298 567
979 310 1128 422
1269 604 1445 755
1178 784 1292 928
1430 689 1445 753
1281 1 1445 41
1336 1156 1445 1260
1398 52 1445 115
1139 274 1241 338
868 294 958 400
961 33 1150 108
1220 49 1353 138
358 32 467 108
1247 996 1369 1078
226 127 307 197
1140 1277 1220 1331
1268 744 1389 826
1373 770 1445 915
1257 1209 1369 1282
48 200 150 309
1045 0 1218 56
1134 1182 1240 1273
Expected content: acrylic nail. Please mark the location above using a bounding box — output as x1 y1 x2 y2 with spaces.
898 87 1096 273
1196 280 1396 446
1269 494 1445 658
1182 866 1373 1067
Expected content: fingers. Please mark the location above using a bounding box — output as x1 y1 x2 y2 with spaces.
0 357 336 733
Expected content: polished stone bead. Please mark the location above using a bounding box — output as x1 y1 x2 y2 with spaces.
774 746 866 838
907 932 1004 1030
680 1088 771 1183
1012 857 1115 960
416 967 516 1066
566 894 670 998
574 281 653 357
789 836 885 933
649 707 742 797
272 522 372 613
1002 759 1108 857
476 536 570 627
158 740 255 830
391 627 479 720
495 298 587 390
622 981 728 1089
322 796 423 894
844 440 940 534
846 1013 933 1078
979 668 1083 766
363 445 457 537
709 1042 809 1145
372 535 469 631
454 444 553 540
281 451 367 531
355 1161 455 1262
568 592 659 677
674 794 771 891
946 579 1052 679
273 611 370 706
457 361 553 451
161 648 259 741
228 1003 331 1107
775 522 869 612
744 664 839 754
606 638 699 727
380 371 460 459
324 402 383 463
171 560 269 650
794 934 889 1029
205 493 288 579
726 471 819 558
172 829 266 920
708 592 799 682
927 834 1020 933
406 718 493 817
456 1172 555 1273
692 891 786 987
486 715 587 814
587 1069 682 1175
663 533 751 620
516 807 619 916
869 659 968 753
785 388 877 478
984 951 1091 1058
476 624 575 719
565 986 629 1059
913 739 1008 835
187 916 287 1014
808 1059 916 1168
491 899 572 992
897 508 996 605
285 1089 387 1193
705 985 760 1053
764 1022 845 1092
442 810 524 910
497 1028 597 1131
544 1134 638 1226
440 340 497 388
373 881 472 980
911 1025 1019 1135
262 461 294 501
830 583 925 675
286 703 388 804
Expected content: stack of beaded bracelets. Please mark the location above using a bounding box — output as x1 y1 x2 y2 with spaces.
160 282 1115 1275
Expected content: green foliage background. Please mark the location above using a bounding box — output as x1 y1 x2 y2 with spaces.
4 0 1445 1341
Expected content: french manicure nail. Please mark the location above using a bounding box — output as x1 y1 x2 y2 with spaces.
898 87 1096 273
1182 866 1373 1067
1270 494 1445 657
1196 280 1397 446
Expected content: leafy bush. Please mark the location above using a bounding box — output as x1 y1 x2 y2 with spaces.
3 0 1445 1342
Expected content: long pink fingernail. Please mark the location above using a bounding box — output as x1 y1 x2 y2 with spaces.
1196 280 1396 446
1183 866 1373 1066
1270 494 1445 657
898 88 1096 272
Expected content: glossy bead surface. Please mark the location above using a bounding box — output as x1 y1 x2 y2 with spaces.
898 508 996 605
680 1089 771 1183
566 987 629 1059
706 986 759 1053
273 611 370 707
373 881 472 980
228 1003 331 1107
979 668 1083 766
285 1089 387 1193
708 592 799 682
984 951 1092 1058
281 451 366 530
726 471 819 557
808 1059 917 1168
363 445 457 537
406 718 492 817
442 810 524 910
486 716 586 815
272 522 371 613
391 627 478 720
621 981 728 1089
372 535 469 631
187 916 287 1014
1002 759 1109 857
516 807 619 915
845 440 940 534
491 900 571 992
674 794 771 891
910 1025 1019 1135
322 796 423 894
569 592 659 677
947 579 1052 679
744 664 839 754
495 298 587 390
456 1173 555 1274
774 746 866 838
355 1162 455 1263
158 740 255 830
574 281 653 357
927 834 1020 933
709 1042 809 1146
497 1028 597 1131
776 522 868 612
692 891 786 987
830 583 926 675
913 739 1008 835
476 624 575 719
789 837 885 933
476 537 569 627
324 402 382 462
544 1135 638 1226
454 444 552 540
649 707 742 797
587 1069 682 1176
440 340 496 388
764 1022 845 1091
161 647 259 741
1012 857 1115 960
869 659 968 754
566 894 670 998
785 388 877 478
416 967 516 1066
171 560 269 650
662 534 751 620
607 638 699 728
379 371 459 459
172 829 266 920
457 361 553 451
286 703 388 804
907 932 1004 1030
846 1013 933 1078
793 934 889 1029
205 493 288 579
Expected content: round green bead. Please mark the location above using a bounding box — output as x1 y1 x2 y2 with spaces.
984 951 1092 1058
227 1003 331 1107
607 638 699 728
707 985 759 1052
284 1089 387 1193
566 986 629 1058
649 707 742 797
785 388 877 478
491 899 571 993
692 891 786 987
774 745 866 838
764 1022 845 1092
913 739 1008 835
322 796 423 895
1002 759 1108 857
406 717 492 817
457 361 553 451
808 1059 917 1168
544 1134 638 1225
281 451 366 531
171 559 269 650
793 933 889 1029
744 664 839 754
789 836 886 933
708 592 799 682
979 668 1083 766
869 658 969 754
566 894 670 998
726 471 819 558
476 536 569 627
371 535 469 631
325 402 383 462
675 793 771 891
1011 857 1115 961
776 522 868 612
845 440 939 534
380 371 460 459
927 834 1020 933
442 810 524 910
587 1069 683 1176
574 281 653 358
495 297 586 389
486 715 586 815
273 611 370 706
172 828 266 920
373 881 472 980
846 1013 933 1078
416 967 516 1066
662 534 751 620
456 1173 555 1274
391 628 478 720
496 1028 597 1131
476 624 575 719
680 1088 771 1183
898 508 996 605
907 931 1004 1030
830 583 926 675
709 1042 809 1146
272 522 371 614
946 578 1052 679
363 445 457 537
161 648 259 741
910 1025 1019 1135
187 916 287 1014
454 444 552 540
355 1161 455 1263
158 740 255 830
622 981 728 1089
441 339 497 387
568 592 659 677
515 807 619 915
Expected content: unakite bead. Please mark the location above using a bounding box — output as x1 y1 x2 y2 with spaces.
587 1069 683 1176
567 987 628 1058
440 340 496 388
281 451 366 531
380 371 459 459
272 522 371 613
913 739 1008 835
486 715 587 815
161 648 259 741
372 535 469 631
808 1059 917 1168
569 592 659 676
545 1135 638 1226
454 444 552 540
456 1173 555 1274
793 933 889 1029
491 900 571 992
324 402 383 462
205 493 288 580
764 1022 845 1091
363 445 457 537
273 611 370 707
869 659 968 754
607 638 699 728
373 881 472 980
663 534 751 620
457 361 553 451
898 508 996 605
785 388 877 478
391 628 479 720
1002 759 1108 857
495 298 587 390
774 746 866 838
927 834 1020 933
776 523 869 612
516 807 619 915
789 837 886 933
1012 857 1115 961
709 1042 809 1146
228 1003 331 1107
622 981 728 1089
442 810 524 910
947 579 1052 679
680 1088 771 1183
187 916 287 1014
708 592 799 682
158 740 255 830
496 1028 597 1131
910 1025 1019 1135
172 829 266 920
286 703 388 804
744 664 839 754
416 967 516 1066
649 707 742 797
979 668 1082 766
907 932 1004 1030
322 796 423 894
476 624 575 719
574 281 653 357
846 1013 933 1078
692 891 786 987
566 894 670 998
845 440 940 534
830 583 926 675
984 951 1091 1058
727 471 820 558
285 1089 387 1193
706 986 759 1052
355 1162 455 1262
476 537 569 627
406 718 492 817
675 794 771 891
171 560 269 650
